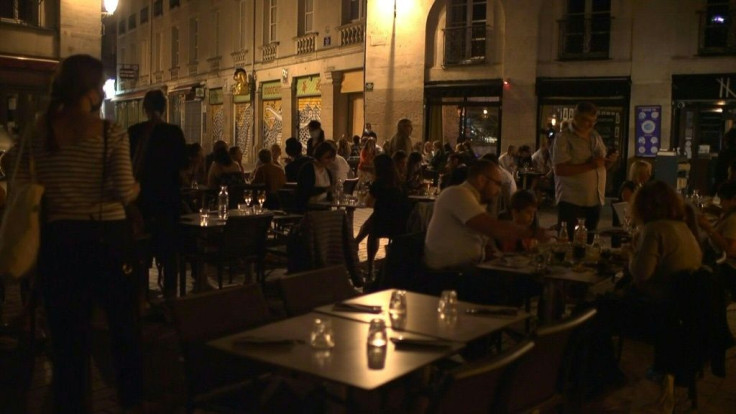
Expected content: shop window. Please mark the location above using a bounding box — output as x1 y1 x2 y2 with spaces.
558 0 611 60
443 0 488 66
698 1 736 55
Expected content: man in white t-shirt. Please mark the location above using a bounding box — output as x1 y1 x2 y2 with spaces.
424 160 539 270
498 145 518 175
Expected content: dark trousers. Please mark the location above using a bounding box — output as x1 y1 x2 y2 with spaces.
39 220 143 413
147 214 180 298
557 201 602 243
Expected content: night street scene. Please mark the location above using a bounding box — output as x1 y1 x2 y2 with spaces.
1 0 735 413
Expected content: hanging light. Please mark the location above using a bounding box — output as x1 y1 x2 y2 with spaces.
103 0 119 15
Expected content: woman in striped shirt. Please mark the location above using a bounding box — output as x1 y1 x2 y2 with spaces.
10 55 143 413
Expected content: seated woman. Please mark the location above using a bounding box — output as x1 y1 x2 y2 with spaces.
251 148 286 210
497 190 539 253
619 160 652 203
180 143 205 186
405 152 424 194
295 141 335 212
698 180 736 299
207 145 244 188
357 138 376 183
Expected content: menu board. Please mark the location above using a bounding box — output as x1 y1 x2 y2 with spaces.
635 106 661 158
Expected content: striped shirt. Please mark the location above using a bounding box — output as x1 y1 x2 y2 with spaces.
9 120 137 222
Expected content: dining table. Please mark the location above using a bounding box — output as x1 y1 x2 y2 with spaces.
314 290 530 343
208 312 464 392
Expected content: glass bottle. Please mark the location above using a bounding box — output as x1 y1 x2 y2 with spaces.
554 221 570 263
589 233 602 262
573 218 588 262
218 185 229 219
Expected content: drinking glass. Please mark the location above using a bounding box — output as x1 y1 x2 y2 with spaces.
389 290 407 319
244 191 253 207
437 290 458 316
367 318 388 348
309 318 335 350
257 192 266 209
199 208 209 226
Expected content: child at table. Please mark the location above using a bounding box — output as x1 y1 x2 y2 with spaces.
497 190 539 253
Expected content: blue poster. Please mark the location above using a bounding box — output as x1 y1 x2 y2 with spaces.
635 105 661 158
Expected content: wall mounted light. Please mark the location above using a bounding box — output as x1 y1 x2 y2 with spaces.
103 0 118 15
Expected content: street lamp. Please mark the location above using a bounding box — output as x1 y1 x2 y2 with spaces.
103 0 118 15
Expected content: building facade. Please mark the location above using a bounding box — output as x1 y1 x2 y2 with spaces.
0 0 103 137
113 0 736 184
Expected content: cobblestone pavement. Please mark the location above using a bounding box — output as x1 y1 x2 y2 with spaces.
1 204 735 413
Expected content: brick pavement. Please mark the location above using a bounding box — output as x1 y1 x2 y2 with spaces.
1 204 735 413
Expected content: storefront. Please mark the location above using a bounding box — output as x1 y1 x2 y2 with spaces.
233 82 254 161
207 87 225 148
168 83 205 146
112 90 147 130
424 80 503 156
0 55 57 138
296 75 322 146
341 70 365 137
672 73 736 193
536 77 631 194
261 80 283 149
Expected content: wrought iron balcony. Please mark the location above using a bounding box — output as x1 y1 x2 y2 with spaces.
698 7 736 55
443 25 490 66
337 19 365 46
557 12 612 61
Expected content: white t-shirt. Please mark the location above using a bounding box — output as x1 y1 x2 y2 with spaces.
329 154 352 183
310 165 331 203
551 125 607 206
425 181 489 269
498 153 517 175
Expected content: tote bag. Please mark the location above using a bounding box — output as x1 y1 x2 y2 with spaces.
0 132 44 279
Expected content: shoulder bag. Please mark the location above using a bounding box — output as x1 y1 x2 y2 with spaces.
0 129 45 279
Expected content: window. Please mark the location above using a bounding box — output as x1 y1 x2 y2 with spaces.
239 0 248 50
212 11 220 56
443 0 487 65
0 0 37 25
140 7 149 24
299 0 314 35
268 0 277 43
154 32 162 72
118 18 126 34
170 0 180 9
349 0 365 21
189 17 199 62
559 0 611 60
128 14 137 30
699 1 735 55
171 26 180 67
153 0 163 17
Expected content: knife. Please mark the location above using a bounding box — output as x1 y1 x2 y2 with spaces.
332 303 383 313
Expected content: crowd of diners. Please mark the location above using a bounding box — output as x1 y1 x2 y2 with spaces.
1 55 734 413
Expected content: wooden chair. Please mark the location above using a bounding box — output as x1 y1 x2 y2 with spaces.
168 285 274 413
496 308 597 413
424 340 535 414
278 265 359 316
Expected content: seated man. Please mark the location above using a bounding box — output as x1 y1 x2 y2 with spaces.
251 148 286 209
284 137 312 182
438 153 467 190
425 160 543 271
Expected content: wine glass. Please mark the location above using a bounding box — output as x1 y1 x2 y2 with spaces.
257 191 266 211
244 191 253 210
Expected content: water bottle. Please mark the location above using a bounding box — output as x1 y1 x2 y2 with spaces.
589 233 602 262
554 222 570 263
218 185 229 219
573 218 587 262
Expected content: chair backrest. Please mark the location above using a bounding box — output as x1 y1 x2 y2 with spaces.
343 178 359 195
169 285 273 398
499 308 597 413
375 231 425 291
218 214 273 258
430 340 535 414
278 264 359 316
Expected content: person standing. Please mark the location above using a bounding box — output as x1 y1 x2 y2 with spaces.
9 54 143 413
552 101 618 238
385 118 413 157
128 89 188 299
305 120 325 157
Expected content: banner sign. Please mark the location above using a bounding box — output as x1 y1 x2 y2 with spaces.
295 75 321 97
118 64 139 80
261 81 281 100
635 105 661 157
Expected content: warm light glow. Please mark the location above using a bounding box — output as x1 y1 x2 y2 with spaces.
103 0 118 14
551 117 557 126
482 109 488 115
103 79 116 99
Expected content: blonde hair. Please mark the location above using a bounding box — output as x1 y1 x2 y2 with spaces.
628 160 652 182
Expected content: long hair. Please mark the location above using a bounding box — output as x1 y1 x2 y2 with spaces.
373 153 400 188
630 180 684 225
44 55 104 152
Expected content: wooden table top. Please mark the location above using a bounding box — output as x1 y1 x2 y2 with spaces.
314 290 529 343
208 312 464 390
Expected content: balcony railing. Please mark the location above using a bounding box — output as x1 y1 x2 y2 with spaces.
170 67 179 80
295 33 318 54
337 19 365 46
443 25 490 66
697 8 736 55
262 42 278 62
557 12 612 60
231 49 248 65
